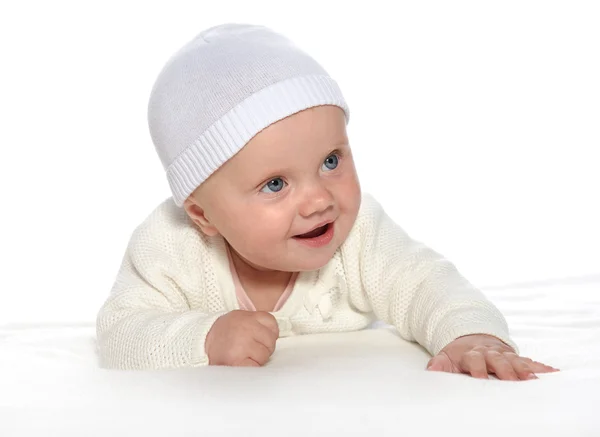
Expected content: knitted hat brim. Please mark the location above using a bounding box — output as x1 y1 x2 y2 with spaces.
167 74 349 207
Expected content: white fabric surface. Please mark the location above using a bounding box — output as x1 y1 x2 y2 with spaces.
1 277 599 436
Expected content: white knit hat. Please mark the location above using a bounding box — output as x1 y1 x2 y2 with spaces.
148 23 350 207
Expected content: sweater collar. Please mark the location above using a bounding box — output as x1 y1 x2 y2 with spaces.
208 235 341 319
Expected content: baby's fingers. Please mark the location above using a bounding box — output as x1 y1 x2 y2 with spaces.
460 351 489 379
486 351 522 380
238 357 261 367
508 354 560 374
426 354 453 372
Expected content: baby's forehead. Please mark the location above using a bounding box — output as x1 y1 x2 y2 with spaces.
201 106 349 187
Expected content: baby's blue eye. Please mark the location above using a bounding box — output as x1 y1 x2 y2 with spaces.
260 178 286 193
322 154 339 171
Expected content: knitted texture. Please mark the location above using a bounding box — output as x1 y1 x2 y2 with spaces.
96 193 517 370
147 24 349 207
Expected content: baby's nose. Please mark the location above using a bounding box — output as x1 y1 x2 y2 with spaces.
298 188 335 217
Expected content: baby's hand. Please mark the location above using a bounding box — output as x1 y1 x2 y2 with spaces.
205 310 279 366
426 334 559 380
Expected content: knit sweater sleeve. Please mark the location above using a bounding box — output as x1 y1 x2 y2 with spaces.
348 194 518 356
96 204 225 370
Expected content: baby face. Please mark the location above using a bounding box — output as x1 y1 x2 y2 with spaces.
185 105 361 272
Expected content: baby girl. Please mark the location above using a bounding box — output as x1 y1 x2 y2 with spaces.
97 23 557 380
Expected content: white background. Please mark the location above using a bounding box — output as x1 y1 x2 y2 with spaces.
0 1 598 325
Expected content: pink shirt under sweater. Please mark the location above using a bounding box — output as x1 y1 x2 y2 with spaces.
225 244 298 312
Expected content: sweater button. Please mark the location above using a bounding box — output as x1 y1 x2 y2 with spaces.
318 296 333 319
275 316 292 335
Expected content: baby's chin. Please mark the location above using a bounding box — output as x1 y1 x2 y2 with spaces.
233 230 345 272
230 247 334 273
287 259 332 272
249 250 335 273
277 250 338 272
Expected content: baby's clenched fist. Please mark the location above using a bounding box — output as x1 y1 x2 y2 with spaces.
204 310 279 366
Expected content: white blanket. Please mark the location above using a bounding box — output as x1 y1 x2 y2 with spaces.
1 278 599 436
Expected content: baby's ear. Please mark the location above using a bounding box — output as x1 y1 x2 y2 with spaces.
183 197 220 237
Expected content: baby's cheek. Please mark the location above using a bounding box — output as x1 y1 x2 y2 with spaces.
342 189 361 220
239 220 280 249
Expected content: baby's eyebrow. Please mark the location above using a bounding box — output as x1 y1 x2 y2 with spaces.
243 140 349 182
329 141 350 151
250 165 293 185
249 149 343 187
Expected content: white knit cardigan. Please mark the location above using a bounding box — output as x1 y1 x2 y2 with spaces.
96 193 516 370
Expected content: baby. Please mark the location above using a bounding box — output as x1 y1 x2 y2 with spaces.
97 24 558 379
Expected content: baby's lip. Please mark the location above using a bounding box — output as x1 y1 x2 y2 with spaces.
294 220 334 237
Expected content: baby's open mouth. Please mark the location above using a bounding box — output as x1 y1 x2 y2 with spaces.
294 223 330 239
